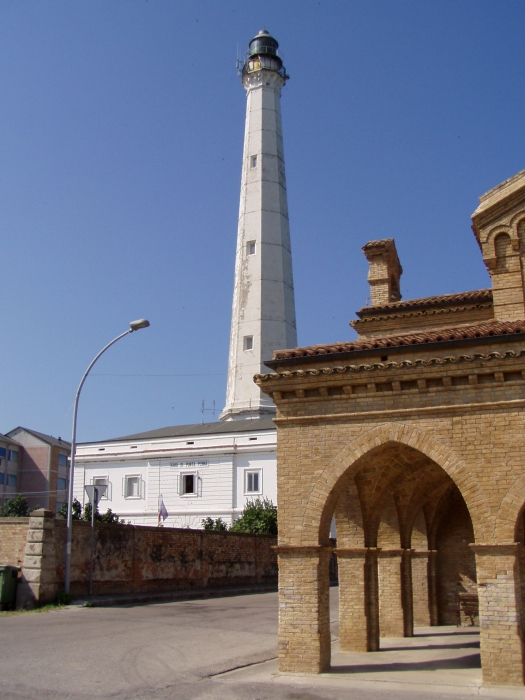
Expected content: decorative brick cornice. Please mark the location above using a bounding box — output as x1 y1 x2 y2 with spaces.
255 348 525 384
272 398 525 425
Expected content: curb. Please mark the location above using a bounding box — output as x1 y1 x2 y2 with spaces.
72 583 278 608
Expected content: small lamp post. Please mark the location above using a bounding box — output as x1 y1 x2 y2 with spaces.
64 319 150 595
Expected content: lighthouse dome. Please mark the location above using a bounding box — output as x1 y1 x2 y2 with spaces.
248 29 279 58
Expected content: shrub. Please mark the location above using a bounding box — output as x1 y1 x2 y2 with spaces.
229 497 277 535
201 516 228 531
0 495 31 517
99 508 123 524
57 500 122 524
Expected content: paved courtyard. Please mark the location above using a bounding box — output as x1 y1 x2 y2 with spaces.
0 589 522 700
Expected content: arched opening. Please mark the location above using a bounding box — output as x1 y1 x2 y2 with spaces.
495 231 512 270
321 440 478 659
433 488 477 626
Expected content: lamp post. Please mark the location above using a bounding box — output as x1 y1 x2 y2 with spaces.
64 319 150 595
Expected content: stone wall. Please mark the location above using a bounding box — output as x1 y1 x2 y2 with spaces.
0 518 29 568
14 510 277 606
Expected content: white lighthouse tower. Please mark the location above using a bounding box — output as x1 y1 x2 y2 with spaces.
220 30 297 422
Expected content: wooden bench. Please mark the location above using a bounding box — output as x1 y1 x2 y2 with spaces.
451 593 479 626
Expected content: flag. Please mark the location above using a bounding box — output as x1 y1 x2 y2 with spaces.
158 496 168 524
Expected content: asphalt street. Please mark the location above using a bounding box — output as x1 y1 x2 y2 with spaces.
0 590 519 700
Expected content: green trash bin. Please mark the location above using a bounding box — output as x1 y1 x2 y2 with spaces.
0 566 19 610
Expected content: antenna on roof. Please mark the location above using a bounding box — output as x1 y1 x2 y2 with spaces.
201 399 216 424
236 42 243 75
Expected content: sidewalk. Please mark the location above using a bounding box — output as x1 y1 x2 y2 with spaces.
214 626 525 699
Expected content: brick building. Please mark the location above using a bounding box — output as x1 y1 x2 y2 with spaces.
4 428 70 513
0 433 23 506
256 169 525 686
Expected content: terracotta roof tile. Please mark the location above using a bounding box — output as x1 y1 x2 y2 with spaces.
272 320 525 360
356 289 492 317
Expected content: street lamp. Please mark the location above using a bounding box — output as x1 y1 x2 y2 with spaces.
64 319 150 595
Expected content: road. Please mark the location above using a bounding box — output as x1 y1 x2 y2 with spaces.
0 589 515 700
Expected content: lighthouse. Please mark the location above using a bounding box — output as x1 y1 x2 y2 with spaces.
220 30 297 421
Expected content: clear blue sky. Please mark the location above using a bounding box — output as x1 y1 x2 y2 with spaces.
1 1 524 442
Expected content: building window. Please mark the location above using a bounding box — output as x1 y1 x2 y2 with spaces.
93 476 109 499
0 473 3 485
57 477 67 491
245 470 261 494
58 454 68 467
56 501 64 514
244 336 253 351
247 241 256 256
0 448 6 458
180 473 197 496
123 475 142 499
8 450 18 463
251 155 258 168
7 474 17 488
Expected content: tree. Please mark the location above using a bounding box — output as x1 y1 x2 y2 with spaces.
0 495 31 517
201 516 228 531
58 499 82 520
229 497 277 535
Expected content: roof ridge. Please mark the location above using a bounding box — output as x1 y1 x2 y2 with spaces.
272 319 525 360
357 289 492 317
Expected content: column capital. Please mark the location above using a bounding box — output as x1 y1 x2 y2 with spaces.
273 545 334 556
334 547 368 558
377 548 405 557
470 542 521 555
412 549 431 558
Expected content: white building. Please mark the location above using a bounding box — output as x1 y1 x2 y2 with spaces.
74 418 276 527
73 31 295 527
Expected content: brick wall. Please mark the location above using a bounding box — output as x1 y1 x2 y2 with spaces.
0 518 30 568
49 520 277 597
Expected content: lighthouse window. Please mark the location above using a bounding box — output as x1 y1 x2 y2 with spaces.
247 241 256 256
244 336 253 351
251 155 258 168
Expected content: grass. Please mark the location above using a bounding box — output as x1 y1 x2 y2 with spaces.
0 593 73 616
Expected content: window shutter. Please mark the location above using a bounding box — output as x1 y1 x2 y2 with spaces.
122 477 126 497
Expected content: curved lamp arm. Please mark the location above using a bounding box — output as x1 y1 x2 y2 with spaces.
64 319 150 594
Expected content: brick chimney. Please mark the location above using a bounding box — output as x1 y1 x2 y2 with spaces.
362 239 403 306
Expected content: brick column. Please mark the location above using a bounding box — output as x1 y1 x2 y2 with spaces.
275 546 332 674
335 548 380 652
412 550 431 627
17 509 58 609
401 549 415 637
472 543 525 686
428 550 439 625
378 549 405 638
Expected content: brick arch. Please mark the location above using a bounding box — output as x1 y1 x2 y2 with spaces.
510 209 525 231
494 471 525 542
485 224 516 259
301 422 491 546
